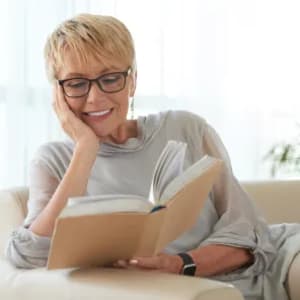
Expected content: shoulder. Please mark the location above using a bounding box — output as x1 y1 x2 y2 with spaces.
141 110 209 155
34 140 73 161
163 110 206 126
31 140 74 179
156 110 208 137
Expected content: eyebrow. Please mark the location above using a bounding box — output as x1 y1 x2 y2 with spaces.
64 67 121 78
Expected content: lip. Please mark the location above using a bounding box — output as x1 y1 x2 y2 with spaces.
82 108 113 122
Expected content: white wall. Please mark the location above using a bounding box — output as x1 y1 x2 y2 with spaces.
1 0 300 188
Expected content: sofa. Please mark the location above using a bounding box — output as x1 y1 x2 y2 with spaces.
0 180 299 300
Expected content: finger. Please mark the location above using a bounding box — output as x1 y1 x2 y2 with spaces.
52 84 56 100
55 83 77 121
56 82 68 111
117 260 128 267
52 86 64 121
113 260 129 268
112 261 126 268
55 82 71 113
52 91 70 132
52 100 58 116
52 84 63 120
51 85 58 109
129 256 160 269
53 82 60 107
52 91 61 120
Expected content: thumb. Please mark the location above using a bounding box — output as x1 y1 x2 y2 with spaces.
129 256 160 269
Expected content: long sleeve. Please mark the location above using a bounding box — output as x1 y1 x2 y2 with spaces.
5 159 59 269
200 124 277 280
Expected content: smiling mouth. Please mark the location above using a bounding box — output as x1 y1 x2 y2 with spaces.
83 109 113 117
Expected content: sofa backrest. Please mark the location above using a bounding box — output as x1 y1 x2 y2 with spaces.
0 187 28 256
1 181 300 255
242 180 300 224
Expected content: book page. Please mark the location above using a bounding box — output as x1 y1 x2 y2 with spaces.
158 155 220 205
60 195 153 218
153 159 222 253
149 140 187 204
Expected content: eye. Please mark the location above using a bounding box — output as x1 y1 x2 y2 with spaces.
100 74 122 85
65 79 88 89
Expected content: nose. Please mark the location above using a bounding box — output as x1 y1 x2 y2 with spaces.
86 81 107 104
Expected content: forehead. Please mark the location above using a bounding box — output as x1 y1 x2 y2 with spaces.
57 49 125 79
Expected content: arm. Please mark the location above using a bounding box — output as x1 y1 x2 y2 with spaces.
121 244 252 276
5 86 99 268
188 244 253 277
196 124 276 278
30 85 100 237
29 143 98 236
120 120 275 277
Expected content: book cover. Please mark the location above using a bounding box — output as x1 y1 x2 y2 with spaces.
47 141 222 269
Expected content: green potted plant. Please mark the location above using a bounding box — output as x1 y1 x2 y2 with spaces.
265 135 300 177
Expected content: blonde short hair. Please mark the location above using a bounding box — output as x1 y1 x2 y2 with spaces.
44 14 136 81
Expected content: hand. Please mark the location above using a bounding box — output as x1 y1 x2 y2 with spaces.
53 84 99 148
113 253 183 274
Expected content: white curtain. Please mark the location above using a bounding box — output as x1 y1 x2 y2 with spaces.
1 0 300 188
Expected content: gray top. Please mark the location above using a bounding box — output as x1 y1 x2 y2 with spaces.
5 110 300 300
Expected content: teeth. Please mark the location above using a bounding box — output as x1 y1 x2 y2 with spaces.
87 109 110 116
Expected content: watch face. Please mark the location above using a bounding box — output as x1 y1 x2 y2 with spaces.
183 264 196 276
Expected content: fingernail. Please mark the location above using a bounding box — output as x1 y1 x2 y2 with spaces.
118 260 127 267
129 259 138 265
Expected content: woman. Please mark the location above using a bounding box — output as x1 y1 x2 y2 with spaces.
5 13 300 300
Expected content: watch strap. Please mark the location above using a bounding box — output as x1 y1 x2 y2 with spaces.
177 252 196 276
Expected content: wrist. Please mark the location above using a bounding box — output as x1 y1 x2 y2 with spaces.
173 254 184 274
76 139 99 154
72 143 99 170
177 252 197 276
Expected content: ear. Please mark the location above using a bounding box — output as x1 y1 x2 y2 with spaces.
129 70 137 97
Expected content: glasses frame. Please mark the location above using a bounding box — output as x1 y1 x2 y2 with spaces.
58 68 132 98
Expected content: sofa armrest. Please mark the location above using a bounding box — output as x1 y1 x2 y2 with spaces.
0 187 28 256
0 259 244 300
0 187 244 300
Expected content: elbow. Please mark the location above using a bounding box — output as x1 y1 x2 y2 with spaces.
241 248 255 268
5 239 40 269
5 230 49 269
5 240 31 269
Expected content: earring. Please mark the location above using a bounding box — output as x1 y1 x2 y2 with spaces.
130 97 135 119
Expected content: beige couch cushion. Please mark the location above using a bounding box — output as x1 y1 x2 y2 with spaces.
242 180 300 224
0 259 243 300
2 182 300 300
0 188 28 257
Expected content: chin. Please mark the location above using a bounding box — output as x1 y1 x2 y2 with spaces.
92 126 116 141
93 130 111 140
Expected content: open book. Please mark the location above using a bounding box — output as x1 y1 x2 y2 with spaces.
47 141 223 270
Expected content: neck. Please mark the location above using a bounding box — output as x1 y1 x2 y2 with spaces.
102 120 138 144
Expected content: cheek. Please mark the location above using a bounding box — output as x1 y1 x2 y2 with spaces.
109 93 129 111
66 99 83 117
117 97 129 114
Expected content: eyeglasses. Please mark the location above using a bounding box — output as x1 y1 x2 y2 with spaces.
58 68 131 98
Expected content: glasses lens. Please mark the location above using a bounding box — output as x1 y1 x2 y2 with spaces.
99 73 125 92
63 79 89 97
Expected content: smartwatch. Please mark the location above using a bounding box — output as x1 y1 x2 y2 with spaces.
177 252 196 276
